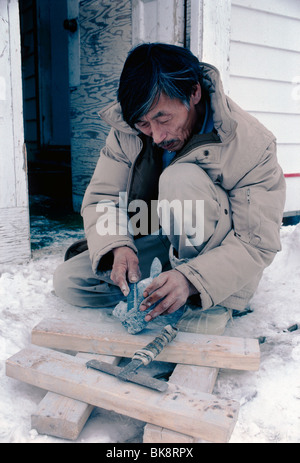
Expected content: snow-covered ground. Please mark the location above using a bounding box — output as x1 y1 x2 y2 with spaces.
0 211 299 443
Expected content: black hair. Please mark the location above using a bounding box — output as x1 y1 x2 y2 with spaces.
117 43 202 128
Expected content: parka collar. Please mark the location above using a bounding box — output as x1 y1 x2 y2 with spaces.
98 63 237 143
200 63 237 143
98 100 137 135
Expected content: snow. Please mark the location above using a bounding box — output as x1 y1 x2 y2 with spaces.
0 220 299 443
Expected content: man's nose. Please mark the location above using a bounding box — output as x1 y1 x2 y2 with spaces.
151 125 166 145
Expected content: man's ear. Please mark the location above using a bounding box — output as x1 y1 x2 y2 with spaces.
191 83 201 105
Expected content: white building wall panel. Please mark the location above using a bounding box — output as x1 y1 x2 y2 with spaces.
229 0 300 215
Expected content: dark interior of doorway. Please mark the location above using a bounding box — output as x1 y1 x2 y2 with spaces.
19 0 82 247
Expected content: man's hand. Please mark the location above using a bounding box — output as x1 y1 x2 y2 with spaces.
140 269 198 321
110 247 141 296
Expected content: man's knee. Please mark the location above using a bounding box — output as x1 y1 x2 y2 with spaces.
53 260 75 304
158 163 219 203
53 255 94 306
158 163 221 249
53 252 125 308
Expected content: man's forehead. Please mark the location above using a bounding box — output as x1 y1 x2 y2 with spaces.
137 91 189 123
144 91 175 116
139 110 169 122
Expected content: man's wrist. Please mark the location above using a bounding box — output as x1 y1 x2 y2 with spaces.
174 268 198 296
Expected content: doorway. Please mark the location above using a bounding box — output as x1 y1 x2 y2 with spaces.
19 0 81 249
19 0 71 197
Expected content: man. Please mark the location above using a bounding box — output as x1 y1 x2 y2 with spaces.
54 43 286 334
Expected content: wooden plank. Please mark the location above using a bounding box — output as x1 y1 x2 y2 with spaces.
170 365 219 393
143 424 195 444
143 365 219 443
144 307 225 443
31 353 120 440
31 318 260 371
31 392 94 441
6 345 239 443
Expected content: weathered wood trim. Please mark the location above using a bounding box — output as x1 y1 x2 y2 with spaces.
132 0 185 46
0 0 30 264
189 0 231 93
8 0 29 208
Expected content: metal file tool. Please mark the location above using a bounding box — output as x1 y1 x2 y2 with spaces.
86 324 178 392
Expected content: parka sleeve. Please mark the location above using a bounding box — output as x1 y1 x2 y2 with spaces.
175 141 286 310
81 128 138 275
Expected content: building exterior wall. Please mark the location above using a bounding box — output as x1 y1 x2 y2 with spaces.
70 0 300 215
228 0 300 215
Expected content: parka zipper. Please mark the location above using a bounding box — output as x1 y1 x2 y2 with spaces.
126 132 225 198
168 140 221 168
247 188 250 204
125 137 143 199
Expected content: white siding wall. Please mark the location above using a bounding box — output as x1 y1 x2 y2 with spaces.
229 0 300 215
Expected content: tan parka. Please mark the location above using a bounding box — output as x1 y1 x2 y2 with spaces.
81 63 286 311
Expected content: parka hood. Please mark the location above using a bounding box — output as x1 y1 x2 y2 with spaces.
98 63 237 143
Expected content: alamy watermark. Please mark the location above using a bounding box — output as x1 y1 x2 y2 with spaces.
96 192 205 247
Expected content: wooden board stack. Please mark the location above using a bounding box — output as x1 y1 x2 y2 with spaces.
5 317 260 443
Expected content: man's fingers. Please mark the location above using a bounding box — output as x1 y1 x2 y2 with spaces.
145 299 180 321
111 247 141 295
142 274 166 298
140 270 193 321
127 259 141 283
110 268 129 296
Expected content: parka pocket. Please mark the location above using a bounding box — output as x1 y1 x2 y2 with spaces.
258 203 283 252
230 187 282 253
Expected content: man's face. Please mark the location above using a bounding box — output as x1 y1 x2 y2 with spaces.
135 84 202 152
